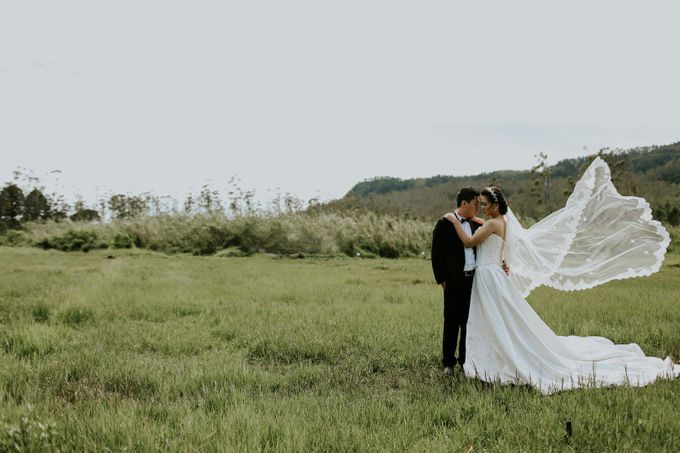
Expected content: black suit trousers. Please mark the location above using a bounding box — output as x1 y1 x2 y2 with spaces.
442 273 474 367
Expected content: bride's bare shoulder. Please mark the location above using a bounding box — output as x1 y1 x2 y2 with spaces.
486 217 504 230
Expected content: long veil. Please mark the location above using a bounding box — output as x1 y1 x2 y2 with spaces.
504 157 670 297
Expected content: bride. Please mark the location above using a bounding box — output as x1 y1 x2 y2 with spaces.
444 157 679 394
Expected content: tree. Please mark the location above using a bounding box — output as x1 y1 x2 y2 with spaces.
70 209 101 222
658 158 680 184
47 194 70 222
199 184 223 214
70 200 101 222
108 194 147 219
0 183 25 230
184 193 195 215
563 176 575 198
530 152 551 216
23 188 51 221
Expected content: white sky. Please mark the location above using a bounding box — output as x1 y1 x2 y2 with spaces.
2 1 679 206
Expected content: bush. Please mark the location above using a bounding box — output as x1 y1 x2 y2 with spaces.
37 229 105 252
0 230 31 247
112 232 135 249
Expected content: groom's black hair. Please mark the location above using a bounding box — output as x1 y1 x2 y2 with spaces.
456 187 480 207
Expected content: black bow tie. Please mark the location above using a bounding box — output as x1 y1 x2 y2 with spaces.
460 217 471 224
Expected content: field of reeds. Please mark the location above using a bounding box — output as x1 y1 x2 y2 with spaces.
1 242 679 451
3 213 678 260
0 212 434 258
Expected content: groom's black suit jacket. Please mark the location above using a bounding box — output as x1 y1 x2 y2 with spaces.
431 216 481 285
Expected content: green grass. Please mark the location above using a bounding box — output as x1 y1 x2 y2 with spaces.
1 247 679 451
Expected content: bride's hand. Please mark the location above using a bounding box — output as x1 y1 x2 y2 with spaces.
444 213 457 223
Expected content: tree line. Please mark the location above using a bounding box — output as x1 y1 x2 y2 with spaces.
333 144 680 226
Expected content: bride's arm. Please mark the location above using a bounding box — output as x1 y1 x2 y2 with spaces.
443 214 496 247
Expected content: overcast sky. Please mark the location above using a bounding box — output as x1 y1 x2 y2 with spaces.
2 1 679 206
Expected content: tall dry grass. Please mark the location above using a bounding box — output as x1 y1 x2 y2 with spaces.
1 211 435 258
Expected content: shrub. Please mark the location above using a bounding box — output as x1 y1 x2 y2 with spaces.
0 230 31 247
112 232 135 249
38 229 105 252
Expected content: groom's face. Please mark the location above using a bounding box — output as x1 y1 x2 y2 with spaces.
459 197 479 219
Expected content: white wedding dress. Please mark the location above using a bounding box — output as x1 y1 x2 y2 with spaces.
463 157 679 394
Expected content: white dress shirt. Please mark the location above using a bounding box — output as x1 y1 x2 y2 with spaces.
455 210 476 271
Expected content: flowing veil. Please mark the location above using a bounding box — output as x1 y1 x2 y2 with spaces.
504 157 671 297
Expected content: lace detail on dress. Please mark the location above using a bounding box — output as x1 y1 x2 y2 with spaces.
476 234 504 267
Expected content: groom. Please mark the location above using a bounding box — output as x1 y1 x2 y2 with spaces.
431 187 483 374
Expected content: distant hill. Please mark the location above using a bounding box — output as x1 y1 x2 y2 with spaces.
316 142 680 224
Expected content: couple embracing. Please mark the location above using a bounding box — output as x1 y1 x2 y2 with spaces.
430 159 679 394
431 187 503 374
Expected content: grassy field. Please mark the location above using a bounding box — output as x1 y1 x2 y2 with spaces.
1 247 679 451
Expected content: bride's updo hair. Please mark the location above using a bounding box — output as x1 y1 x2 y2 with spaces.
481 186 508 215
